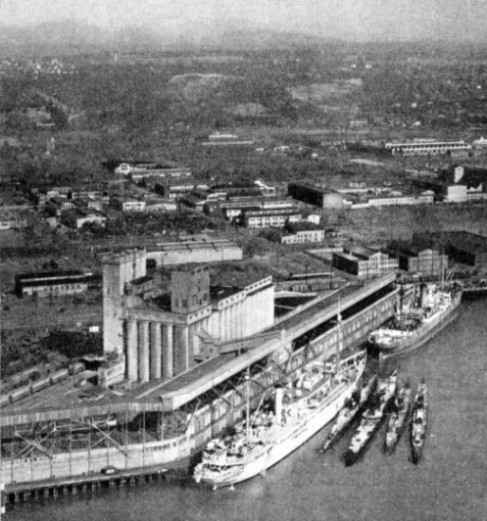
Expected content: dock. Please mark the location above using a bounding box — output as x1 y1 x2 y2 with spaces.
3 461 190 507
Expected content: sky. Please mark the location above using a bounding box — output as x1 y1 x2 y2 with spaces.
1 0 486 42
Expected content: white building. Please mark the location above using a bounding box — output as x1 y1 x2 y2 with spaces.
112 198 147 213
147 239 243 267
281 229 325 244
385 141 472 156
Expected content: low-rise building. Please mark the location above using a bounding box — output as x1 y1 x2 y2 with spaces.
240 208 302 229
98 359 125 387
332 244 399 278
385 140 472 156
62 210 107 229
113 162 192 180
288 183 345 209
387 241 448 276
350 191 434 208
202 132 254 147
0 208 29 230
147 237 243 267
414 231 487 272
154 179 207 200
281 229 325 244
413 164 487 203
70 190 104 200
145 197 175 213
46 197 75 216
111 197 147 213
15 270 93 298
221 196 293 221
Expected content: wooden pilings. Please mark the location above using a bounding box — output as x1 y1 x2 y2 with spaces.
4 467 190 508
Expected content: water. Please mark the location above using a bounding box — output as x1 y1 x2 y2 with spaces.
7 298 487 521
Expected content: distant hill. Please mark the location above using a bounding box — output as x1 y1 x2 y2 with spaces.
0 20 341 57
0 20 108 57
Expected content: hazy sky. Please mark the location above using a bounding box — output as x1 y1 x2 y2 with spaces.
1 0 486 41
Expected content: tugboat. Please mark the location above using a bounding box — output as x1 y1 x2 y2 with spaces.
343 371 397 466
320 374 377 453
410 379 428 464
384 381 412 454
368 281 462 357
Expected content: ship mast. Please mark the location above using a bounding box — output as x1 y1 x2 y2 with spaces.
336 295 343 374
245 368 251 441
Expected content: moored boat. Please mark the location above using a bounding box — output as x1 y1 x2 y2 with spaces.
320 373 377 453
410 379 428 464
368 283 462 356
193 350 367 489
384 381 412 454
343 371 397 466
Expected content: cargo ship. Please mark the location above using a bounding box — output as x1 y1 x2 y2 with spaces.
368 283 462 356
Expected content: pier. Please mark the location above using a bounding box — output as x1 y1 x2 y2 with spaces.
3 462 190 507
1 274 398 506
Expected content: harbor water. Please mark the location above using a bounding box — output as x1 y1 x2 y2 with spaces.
6 298 487 521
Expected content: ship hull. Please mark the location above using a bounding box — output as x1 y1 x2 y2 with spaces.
195 361 365 489
321 375 377 453
410 383 428 465
343 374 397 466
320 405 360 453
384 418 409 454
384 391 412 454
343 422 381 466
371 293 461 357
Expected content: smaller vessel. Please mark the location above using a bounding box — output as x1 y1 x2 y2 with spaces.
343 371 397 466
320 374 377 453
410 379 428 464
459 278 487 296
384 382 412 454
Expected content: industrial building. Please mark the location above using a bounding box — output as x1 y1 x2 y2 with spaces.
385 140 472 156
240 207 302 228
102 250 274 382
147 237 242 267
349 191 434 208
154 178 209 200
202 132 254 146
332 244 399 278
281 229 325 244
112 162 192 180
412 164 487 203
288 183 345 209
386 241 448 276
15 270 94 298
220 197 293 221
413 231 487 272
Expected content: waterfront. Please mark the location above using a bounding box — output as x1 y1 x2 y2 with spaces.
6 298 487 521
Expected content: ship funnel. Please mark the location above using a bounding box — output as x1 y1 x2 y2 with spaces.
275 387 284 425
420 283 428 308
